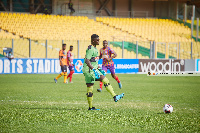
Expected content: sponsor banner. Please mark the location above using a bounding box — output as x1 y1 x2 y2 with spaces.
196 59 200 72
0 58 62 74
100 59 139 74
139 59 185 73
0 58 139 74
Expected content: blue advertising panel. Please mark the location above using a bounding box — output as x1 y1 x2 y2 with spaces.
0 58 61 74
98 59 139 74
196 59 200 72
0 58 139 74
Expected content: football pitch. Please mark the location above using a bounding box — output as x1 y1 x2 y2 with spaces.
0 74 200 132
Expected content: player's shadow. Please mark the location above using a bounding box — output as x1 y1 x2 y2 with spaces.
20 107 81 111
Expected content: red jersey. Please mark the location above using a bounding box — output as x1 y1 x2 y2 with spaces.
67 50 73 66
100 46 114 66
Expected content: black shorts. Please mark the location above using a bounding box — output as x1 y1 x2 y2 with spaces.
61 65 67 72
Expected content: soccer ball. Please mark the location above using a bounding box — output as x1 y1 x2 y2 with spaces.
163 104 173 113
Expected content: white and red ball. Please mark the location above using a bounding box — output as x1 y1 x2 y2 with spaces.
163 104 173 113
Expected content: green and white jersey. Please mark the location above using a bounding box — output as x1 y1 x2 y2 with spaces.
82 45 99 73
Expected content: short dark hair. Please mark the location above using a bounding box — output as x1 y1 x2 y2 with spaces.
62 44 66 46
70 45 73 48
103 40 107 43
91 34 99 39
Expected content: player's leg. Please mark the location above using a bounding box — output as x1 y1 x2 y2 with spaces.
109 65 122 89
67 69 71 79
67 66 74 83
54 66 64 83
96 74 124 102
86 83 94 109
69 66 74 83
97 82 103 92
69 70 74 83
97 66 107 92
84 72 99 110
63 65 68 83
97 75 116 97
64 72 67 83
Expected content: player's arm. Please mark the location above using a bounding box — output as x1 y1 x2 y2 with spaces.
107 49 117 61
67 57 70 63
67 53 71 64
111 50 117 59
85 48 94 70
67 52 74 66
59 56 64 67
85 46 100 79
68 57 74 66
85 56 100 79
85 59 94 70
59 51 64 67
99 54 102 59
99 50 102 59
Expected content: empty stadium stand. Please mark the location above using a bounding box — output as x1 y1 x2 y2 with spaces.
0 12 140 59
96 17 200 59
0 12 199 59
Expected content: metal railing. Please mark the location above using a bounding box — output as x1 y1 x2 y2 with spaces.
61 6 150 18
1 38 199 59
97 10 149 18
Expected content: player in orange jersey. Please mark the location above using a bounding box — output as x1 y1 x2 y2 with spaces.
54 44 68 83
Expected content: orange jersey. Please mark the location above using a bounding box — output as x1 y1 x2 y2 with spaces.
59 50 67 66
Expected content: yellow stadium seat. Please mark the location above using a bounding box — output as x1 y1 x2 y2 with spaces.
0 13 199 59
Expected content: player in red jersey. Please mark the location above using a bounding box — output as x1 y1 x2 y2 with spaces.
97 40 122 92
67 45 74 83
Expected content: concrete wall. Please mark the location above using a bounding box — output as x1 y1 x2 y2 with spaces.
52 0 179 18
94 0 177 18
132 1 154 17
95 0 154 17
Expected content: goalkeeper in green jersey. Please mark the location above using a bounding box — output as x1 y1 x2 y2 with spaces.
82 34 125 110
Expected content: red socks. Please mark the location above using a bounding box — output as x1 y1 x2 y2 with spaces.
115 76 120 83
67 73 70 79
69 71 74 82
100 81 103 90
67 71 74 82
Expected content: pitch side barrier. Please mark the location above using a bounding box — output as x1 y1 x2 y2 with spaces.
0 58 198 74
0 58 139 74
196 59 200 72
138 59 198 74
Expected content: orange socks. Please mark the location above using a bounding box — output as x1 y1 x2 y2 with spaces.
56 72 64 80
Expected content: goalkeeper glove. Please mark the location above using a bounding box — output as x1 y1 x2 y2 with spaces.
92 68 100 79
98 68 106 76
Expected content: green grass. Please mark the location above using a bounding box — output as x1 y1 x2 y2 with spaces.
0 74 200 132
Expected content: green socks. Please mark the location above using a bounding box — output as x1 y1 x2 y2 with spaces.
87 86 93 108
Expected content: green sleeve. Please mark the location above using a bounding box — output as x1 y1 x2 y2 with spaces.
85 49 93 59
